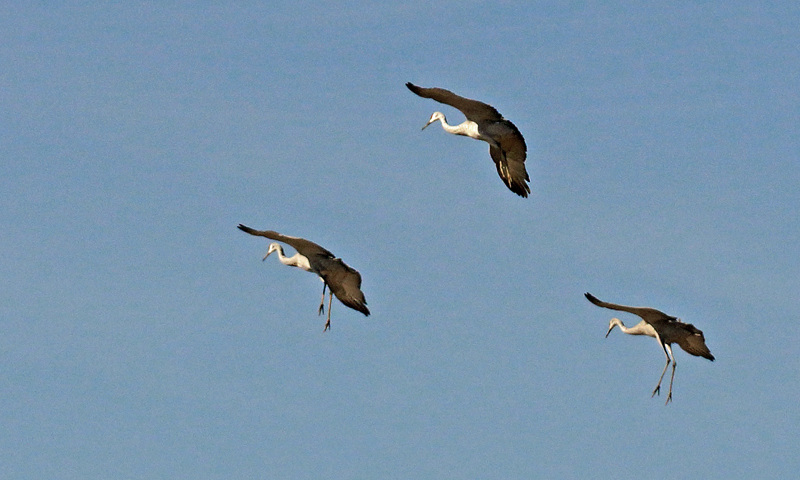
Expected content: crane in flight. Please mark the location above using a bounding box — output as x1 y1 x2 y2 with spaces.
406 82 530 197
584 292 714 404
238 224 369 331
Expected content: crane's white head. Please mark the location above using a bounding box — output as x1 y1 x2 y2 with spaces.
422 111 446 130
605 318 624 337
262 243 283 261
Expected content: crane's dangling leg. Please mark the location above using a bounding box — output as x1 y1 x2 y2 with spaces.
652 342 673 398
318 283 327 315
665 359 677 405
323 290 333 332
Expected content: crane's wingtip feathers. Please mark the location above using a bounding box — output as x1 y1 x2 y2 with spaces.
347 302 370 316
584 292 607 308
237 224 258 235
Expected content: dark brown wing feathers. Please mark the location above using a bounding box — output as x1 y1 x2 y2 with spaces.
317 257 370 316
584 292 676 324
405 82 503 122
490 141 530 197
237 224 335 258
673 321 715 360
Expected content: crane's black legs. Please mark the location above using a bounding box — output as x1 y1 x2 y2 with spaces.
318 283 327 315
652 343 675 405
317 283 333 332
665 361 677 405
652 361 670 398
323 291 333 331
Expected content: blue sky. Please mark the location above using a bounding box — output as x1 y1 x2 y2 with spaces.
2 2 798 478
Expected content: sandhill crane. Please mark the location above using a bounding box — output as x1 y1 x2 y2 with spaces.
238 224 369 331
584 292 714 404
406 82 530 197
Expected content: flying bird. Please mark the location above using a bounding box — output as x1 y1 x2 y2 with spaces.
238 224 369 331
406 82 530 197
584 292 714 404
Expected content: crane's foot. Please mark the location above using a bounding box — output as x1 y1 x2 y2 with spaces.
664 392 673 405
651 386 661 397
318 304 325 316
323 319 331 332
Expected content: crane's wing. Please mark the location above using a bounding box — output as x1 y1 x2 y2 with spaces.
584 292 675 324
318 258 370 316
674 322 715 360
488 121 530 197
237 224 334 259
406 82 503 123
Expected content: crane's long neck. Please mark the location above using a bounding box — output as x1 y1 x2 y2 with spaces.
272 245 312 271
614 318 656 337
618 323 636 335
433 113 481 140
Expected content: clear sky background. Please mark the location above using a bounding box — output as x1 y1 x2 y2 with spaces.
2 2 798 478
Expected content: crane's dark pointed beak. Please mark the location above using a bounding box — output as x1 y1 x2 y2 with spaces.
605 318 619 337
262 251 272 261
421 119 434 131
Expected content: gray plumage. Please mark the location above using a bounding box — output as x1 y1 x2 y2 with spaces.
406 82 530 197
238 224 369 331
585 292 714 404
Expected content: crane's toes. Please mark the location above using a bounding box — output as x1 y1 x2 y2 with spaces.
318 305 325 316
665 393 673 405
651 386 661 397
323 320 331 332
